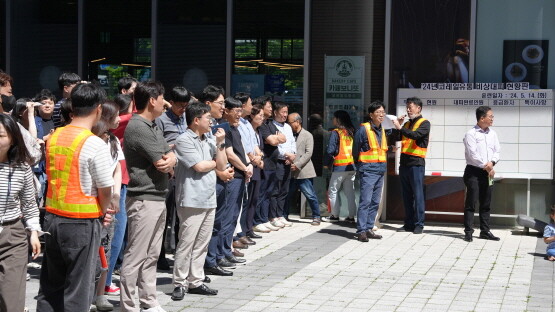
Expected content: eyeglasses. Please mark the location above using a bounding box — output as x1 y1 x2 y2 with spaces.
213 100 225 106
229 108 243 114
373 110 386 115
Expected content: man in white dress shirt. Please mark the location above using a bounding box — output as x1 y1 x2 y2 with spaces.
462 106 500 242
270 102 296 227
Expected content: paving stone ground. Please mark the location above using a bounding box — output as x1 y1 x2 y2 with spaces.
25 217 553 312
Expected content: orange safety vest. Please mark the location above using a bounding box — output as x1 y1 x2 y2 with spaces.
359 123 387 163
333 128 354 166
45 125 102 218
401 118 428 158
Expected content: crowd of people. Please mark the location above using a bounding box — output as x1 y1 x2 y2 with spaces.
0 69 507 312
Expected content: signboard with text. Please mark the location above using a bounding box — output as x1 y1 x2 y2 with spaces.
324 56 365 130
396 88 554 179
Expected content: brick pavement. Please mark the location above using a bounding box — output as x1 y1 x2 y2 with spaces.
25 218 549 312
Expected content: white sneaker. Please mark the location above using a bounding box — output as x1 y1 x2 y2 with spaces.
271 219 285 228
263 222 280 231
140 306 166 312
253 224 271 233
95 295 114 312
27 262 41 269
278 217 292 227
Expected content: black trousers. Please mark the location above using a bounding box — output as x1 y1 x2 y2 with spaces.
269 161 291 220
463 165 493 234
37 213 101 312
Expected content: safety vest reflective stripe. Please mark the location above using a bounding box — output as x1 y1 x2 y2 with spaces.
46 126 102 218
359 123 387 163
333 129 354 166
401 118 428 158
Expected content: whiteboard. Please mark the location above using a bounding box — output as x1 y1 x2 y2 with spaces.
395 88 554 179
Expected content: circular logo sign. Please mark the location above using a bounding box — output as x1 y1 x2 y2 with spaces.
335 59 354 77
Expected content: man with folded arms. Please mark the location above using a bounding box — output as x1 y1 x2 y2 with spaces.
171 102 227 300
120 81 176 312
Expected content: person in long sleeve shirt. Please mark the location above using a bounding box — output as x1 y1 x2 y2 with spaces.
269 102 295 227
392 97 430 234
462 106 501 242
323 110 357 223
353 102 393 241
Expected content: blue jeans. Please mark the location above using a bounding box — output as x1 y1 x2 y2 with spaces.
547 248 555 257
399 165 426 228
356 172 384 233
254 170 276 225
106 184 127 286
285 178 320 218
205 180 227 268
238 180 259 237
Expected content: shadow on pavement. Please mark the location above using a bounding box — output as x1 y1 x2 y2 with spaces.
512 229 543 237
156 276 172 285
317 228 356 240
528 252 547 259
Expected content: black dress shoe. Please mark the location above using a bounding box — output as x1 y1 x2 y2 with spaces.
413 226 424 234
217 258 236 268
188 284 218 296
204 276 211 283
226 255 246 264
247 232 262 239
204 265 233 276
397 225 414 232
479 231 500 241
171 286 185 301
464 233 473 242
366 230 383 239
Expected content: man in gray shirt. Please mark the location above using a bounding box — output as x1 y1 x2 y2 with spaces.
121 81 177 312
171 102 227 300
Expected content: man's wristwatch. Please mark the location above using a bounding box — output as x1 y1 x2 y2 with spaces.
218 143 225 149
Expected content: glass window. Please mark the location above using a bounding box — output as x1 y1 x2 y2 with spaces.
156 0 227 95
475 0 555 89
235 39 259 59
475 0 555 222
267 39 282 59
9 0 78 98
292 39 304 60
85 0 151 97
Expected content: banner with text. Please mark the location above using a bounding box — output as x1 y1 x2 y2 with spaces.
324 56 365 130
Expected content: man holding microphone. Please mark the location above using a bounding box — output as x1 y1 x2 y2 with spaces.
393 97 430 234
